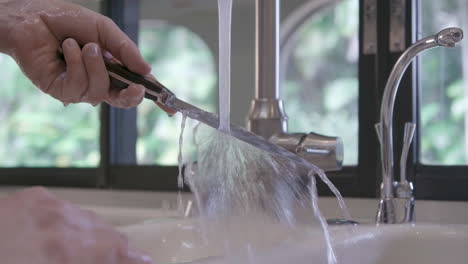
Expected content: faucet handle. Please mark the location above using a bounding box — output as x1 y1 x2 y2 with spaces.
269 132 343 171
375 122 382 144
402 122 416 147
400 122 416 183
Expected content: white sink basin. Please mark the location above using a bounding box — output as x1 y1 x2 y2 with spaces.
2 187 468 263
120 221 468 264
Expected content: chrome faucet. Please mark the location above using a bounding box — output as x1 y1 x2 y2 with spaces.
247 0 343 171
375 27 464 224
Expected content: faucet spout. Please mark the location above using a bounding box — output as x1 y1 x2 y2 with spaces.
436 27 464 47
377 27 463 224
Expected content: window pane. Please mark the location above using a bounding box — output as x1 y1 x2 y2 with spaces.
137 20 216 165
280 0 359 165
0 1 101 167
419 0 466 165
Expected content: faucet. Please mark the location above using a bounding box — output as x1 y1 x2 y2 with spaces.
247 0 343 171
375 27 464 224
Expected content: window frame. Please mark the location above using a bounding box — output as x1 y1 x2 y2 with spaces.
1 0 467 201
368 0 468 201
412 0 468 201
0 0 179 190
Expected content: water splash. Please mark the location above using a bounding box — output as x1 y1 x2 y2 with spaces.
309 172 337 264
189 125 309 223
177 113 188 215
173 0 352 263
314 168 353 222
183 124 353 264
178 113 188 189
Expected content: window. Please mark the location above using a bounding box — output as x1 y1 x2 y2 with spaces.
137 20 216 165
0 0 101 167
280 0 359 165
418 0 467 165
1 0 467 201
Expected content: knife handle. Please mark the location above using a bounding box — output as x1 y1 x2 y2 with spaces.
56 45 177 115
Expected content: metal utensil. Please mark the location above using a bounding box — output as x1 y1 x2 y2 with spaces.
58 48 318 170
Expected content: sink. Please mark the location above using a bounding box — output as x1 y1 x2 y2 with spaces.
1 187 467 263
113 193 468 264
120 221 468 264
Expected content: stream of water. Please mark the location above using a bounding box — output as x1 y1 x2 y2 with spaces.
177 113 188 215
217 0 232 133
173 0 352 263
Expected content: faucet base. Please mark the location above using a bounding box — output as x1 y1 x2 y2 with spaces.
247 98 288 139
376 198 398 224
376 183 415 225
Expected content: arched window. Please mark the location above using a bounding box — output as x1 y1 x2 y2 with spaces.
137 20 217 165
280 0 359 165
0 55 99 167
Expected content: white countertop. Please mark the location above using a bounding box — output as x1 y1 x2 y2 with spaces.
1 186 467 226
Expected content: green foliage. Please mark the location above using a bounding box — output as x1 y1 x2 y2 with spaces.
419 0 467 165
137 21 216 165
0 55 99 167
282 0 359 165
4 0 462 168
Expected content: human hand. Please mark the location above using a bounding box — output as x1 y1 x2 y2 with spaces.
1 0 151 108
0 187 153 264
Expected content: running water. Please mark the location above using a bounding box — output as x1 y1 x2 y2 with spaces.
217 0 232 133
186 125 348 263
309 172 337 264
177 113 188 215
172 0 353 263
315 167 353 222
178 113 188 189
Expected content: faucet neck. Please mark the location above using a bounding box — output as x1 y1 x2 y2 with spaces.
379 36 438 199
255 0 280 100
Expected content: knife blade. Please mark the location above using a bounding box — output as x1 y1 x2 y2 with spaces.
165 96 317 171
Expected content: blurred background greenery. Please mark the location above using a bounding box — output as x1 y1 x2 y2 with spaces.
137 21 216 165
419 0 467 164
281 0 359 165
0 0 465 167
0 55 99 167
137 0 360 165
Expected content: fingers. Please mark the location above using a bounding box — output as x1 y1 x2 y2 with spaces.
38 1 151 75
97 17 151 75
23 2 151 107
60 39 145 108
11 186 57 203
54 39 145 108
82 43 110 105
106 84 145 109
59 38 88 103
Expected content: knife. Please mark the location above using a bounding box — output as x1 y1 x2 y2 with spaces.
58 48 318 171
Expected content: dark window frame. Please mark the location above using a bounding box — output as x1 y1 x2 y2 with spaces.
413 0 468 201
0 0 179 190
1 0 466 201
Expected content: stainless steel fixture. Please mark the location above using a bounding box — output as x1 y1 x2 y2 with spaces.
375 27 464 224
247 0 343 171
248 0 288 140
269 133 343 171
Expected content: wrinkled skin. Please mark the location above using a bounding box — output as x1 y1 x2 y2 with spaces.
0 187 153 264
0 0 151 107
